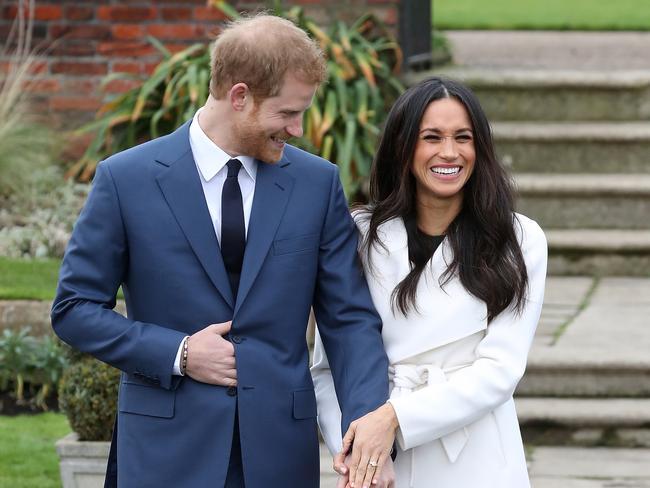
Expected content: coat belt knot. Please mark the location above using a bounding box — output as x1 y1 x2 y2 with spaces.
390 363 470 472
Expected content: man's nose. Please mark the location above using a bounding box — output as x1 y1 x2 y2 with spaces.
286 117 304 138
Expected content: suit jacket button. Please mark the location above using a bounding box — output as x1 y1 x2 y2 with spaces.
232 335 242 344
227 386 237 397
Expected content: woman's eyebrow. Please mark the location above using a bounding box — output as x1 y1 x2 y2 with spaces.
419 127 473 134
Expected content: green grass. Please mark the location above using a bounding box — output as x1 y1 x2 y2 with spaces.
0 413 71 488
0 257 124 301
433 0 650 30
0 257 61 300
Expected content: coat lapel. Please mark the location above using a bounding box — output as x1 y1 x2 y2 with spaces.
155 122 234 308
234 157 294 316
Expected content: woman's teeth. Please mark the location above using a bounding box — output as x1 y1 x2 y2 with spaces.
431 166 460 175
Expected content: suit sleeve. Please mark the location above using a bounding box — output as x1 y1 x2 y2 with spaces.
311 166 389 436
388 219 548 450
51 162 186 390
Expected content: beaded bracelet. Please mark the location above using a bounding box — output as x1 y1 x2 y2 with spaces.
181 337 189 375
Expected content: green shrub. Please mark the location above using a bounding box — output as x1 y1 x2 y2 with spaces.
58 355 120 441
72 1 404 200
0 174 90 259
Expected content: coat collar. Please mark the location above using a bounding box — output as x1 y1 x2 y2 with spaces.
359 215 488 363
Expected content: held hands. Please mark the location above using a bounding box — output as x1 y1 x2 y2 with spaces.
334 452 395 488
334 403 398 488
185 321 237 386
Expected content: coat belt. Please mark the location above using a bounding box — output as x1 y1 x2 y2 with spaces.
389 363 471 486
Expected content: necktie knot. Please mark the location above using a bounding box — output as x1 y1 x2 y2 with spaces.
227 159 242 178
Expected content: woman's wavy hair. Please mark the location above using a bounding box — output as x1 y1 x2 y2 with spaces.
360 77 528 322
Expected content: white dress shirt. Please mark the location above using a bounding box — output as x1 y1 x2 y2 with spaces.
172 108 258 375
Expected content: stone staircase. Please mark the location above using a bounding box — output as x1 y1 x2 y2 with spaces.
406 68 650 276
516 276 650 451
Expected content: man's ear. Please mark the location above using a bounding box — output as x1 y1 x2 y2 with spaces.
229 83 250 112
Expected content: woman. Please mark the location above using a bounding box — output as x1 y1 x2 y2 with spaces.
311 77 547 488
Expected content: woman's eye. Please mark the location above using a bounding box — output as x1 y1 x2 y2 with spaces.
423 135 441 142
456 135 472 142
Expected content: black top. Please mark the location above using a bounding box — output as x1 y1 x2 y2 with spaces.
404 214 445 265
416 227 445 253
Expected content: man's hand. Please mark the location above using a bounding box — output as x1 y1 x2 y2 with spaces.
334 454 395 488
185 321 237 386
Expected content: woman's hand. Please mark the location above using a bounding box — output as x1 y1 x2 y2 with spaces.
342 402 399 488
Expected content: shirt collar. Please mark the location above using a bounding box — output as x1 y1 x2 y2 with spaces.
189 108 257 182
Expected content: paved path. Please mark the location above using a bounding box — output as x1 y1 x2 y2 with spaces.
443 31 650 70
531 277 650 364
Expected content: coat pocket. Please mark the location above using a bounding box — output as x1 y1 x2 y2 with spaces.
119 382 175 418
273 234 319 255
292 388 317 419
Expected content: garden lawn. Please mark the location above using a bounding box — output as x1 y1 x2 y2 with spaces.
0 257 61 300
433 0 650 30
0 413 70 488
0 257 124 301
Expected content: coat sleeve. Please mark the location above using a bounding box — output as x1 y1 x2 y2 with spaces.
51 162 186 390
311 329 343 456
310 167 389 437
388 218 548 450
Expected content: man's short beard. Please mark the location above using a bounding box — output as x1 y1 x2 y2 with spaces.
232 107 284 164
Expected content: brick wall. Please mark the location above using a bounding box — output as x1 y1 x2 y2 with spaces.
1 0 398 161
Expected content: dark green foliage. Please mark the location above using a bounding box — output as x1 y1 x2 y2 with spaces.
58 356 120 441
0 327 67 410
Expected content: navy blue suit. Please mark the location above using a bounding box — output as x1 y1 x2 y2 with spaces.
51 121 389 487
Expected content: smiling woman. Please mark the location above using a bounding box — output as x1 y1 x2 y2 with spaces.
312 77 547 488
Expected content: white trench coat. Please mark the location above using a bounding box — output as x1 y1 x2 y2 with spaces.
312 212 547 488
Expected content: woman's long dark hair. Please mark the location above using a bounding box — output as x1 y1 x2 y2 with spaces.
361 77 528 322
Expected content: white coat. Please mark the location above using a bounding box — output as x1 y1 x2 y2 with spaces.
312 212 547 488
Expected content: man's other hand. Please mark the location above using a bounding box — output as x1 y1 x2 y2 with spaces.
186 321 237 386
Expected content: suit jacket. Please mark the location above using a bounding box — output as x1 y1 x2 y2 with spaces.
312 212 547 488
51 121 390 488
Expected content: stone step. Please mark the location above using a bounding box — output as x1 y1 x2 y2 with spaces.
516 398 650 447
517 398 650 428
517 355 650 397
544 229 650 276
492 122 650 174
515 174 650 229
445 30 650 71
406 68 650 121
527 447 650 487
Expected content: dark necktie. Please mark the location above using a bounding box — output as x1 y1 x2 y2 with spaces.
221 159 245 297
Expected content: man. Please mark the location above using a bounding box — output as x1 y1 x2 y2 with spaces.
51 14 392 488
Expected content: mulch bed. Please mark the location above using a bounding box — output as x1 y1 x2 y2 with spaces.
0 390 59 416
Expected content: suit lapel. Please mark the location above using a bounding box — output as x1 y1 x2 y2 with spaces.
234 158 294 316
155 122 234 308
